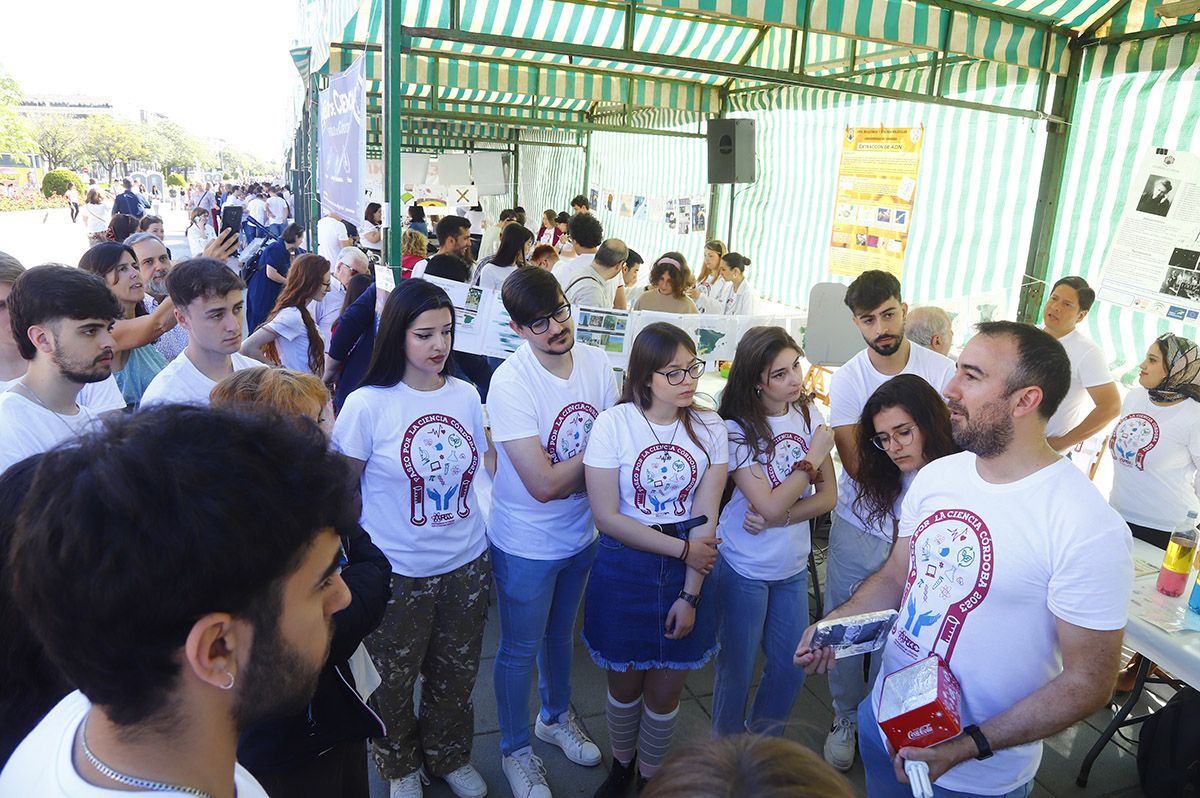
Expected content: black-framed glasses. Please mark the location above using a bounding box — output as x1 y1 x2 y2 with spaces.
870 425 916 451
656 360 705 385
527 303 572 334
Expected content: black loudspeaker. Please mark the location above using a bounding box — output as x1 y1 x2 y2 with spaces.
707 118 756 184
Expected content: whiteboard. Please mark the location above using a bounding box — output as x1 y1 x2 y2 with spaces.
803 282 866 367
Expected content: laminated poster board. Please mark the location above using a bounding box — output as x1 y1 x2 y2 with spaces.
1097 147 1200 323
829 126 924 280
422 276 523 359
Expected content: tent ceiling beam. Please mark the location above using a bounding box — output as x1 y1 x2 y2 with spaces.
403 26 1059 121
401 107 709 138
1078 0 1136 38
1081 16 1200 46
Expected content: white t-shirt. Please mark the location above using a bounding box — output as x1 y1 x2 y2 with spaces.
83 203 109 233
488 342 618 559
1045 328 1112 438
0 390 99 473
583 403 729 523
140 351 263 407
1109 389 1200 532
246 196 268 225
317 216 348 265
555 254 613 309
717 405 824 581
828 343 956 539
265 306 317 373
333 377 489 577
871 453 1132 794
0 691 268 797
311 280 344 347
78 375 126 413
360 219 382 251
477 262 518 292
267 195 289 224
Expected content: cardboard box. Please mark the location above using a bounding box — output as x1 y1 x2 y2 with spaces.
878 654 962 751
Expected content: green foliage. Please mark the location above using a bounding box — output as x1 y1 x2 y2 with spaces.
81 115 139 179
41 168 83 198
166 172 186 188
30 116 82 170
0 69 33 154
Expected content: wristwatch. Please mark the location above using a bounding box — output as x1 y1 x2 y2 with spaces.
963 724 993 760
677 590 701 609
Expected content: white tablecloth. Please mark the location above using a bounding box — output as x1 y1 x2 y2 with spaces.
1126 539 1200 688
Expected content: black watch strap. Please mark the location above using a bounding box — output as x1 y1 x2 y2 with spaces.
963 724 992 760
677 590 700 609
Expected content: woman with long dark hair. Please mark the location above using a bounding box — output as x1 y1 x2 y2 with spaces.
361 202 383 253
331 279 492 798
583 322 728 795
240 254 330 375
477 223 534 291
711 326 837 738
78 241 174 405
852 373 959 538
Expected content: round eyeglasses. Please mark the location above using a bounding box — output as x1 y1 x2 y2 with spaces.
656 360 705 385
870 425 916 450
526 303 572 334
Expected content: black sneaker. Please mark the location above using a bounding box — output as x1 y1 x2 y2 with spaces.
636 774 649 794
593 754 637 798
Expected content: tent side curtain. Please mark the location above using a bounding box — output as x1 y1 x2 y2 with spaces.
1047 30 1200 382
517 129 588 226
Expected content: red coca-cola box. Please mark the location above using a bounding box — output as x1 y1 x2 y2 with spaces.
877 654 963 752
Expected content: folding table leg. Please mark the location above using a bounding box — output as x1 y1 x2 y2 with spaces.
1076 655 1152 787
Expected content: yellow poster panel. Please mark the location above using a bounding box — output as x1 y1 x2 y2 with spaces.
829 126 924 279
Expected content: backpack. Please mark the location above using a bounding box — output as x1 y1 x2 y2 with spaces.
1137 686 1200 796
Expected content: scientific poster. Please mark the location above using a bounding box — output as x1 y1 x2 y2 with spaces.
665 199 677 230
632 195 647 220
573 306 631 367
589 186 599 209
423 275 488 354
620 193 634 218
691 201 707 233
482 301 523 359
1096 147 1200 322
829 126 925 279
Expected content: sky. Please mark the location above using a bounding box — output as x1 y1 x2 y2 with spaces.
2 1 302 163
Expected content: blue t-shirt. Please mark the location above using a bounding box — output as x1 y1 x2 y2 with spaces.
328 284 376 412
246 241 304 332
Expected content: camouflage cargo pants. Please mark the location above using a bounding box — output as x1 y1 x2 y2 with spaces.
367 550 491 779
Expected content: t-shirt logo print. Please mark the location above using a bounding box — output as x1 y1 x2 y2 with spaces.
632 443 698 517
1110 412 1159 470
763 432 810 487
894 508 994 664
399 413 480 527
546 402 599 464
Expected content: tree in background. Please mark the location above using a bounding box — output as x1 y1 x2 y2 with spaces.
82 115 138 180
152 120 203 180
166 172 186 188
30 115 83 170
0 69 33 154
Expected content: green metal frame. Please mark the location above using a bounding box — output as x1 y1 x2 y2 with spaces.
385 0 404 276
401 106 709 138
1083 17 1200 46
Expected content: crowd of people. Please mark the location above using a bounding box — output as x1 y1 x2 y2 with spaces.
0 181 1196 798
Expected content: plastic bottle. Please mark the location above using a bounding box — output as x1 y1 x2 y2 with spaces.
1158 511 1199 598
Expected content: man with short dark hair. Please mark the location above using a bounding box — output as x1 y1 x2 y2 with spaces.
820 270 955 771
111 178 145 219
490 267 617 796
1038 276 1119 455
798 321 1132 798
1 406 357 798
0 265 122 471
436 216 474 259
905 305 953 356
555 216 625 310
570 194 590 214
140 258 262 407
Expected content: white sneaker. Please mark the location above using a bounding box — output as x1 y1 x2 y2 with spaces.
535 712 602 766
390 769 428 798
444 763 489 798
823 716 857 772
502 749 552 798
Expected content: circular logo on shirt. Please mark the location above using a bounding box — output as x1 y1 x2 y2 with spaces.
891 508 994 666
399 413 479 527
1110 412 1159 471
546 402 599 464
763 432 811 487
632 443 699 517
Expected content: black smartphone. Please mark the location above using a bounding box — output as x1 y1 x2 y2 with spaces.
220 205 244 234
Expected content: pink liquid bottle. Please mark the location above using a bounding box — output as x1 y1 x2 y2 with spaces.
1157 511 1199 598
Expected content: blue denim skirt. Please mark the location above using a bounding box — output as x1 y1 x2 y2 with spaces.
582 533 718 671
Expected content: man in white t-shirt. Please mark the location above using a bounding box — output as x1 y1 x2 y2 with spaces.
798 321 1132 798
487 267 618 797
1039 276 1120 460
246 190 269 231
0 265 122 473
0 406 357 798
310 246 371 346
556 237 627 311
140 258 263 407
317 210 353 266
822 270 956 771
267 188 290 237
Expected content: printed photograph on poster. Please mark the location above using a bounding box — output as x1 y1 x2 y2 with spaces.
1097 147 1200 320
422 275 488 354
691 202 706 232
633 195 647 220
665 199 676 230
648 196 665 224
589 186 599 209
603 190 615 212
574 305 631 367
620 194 634 218
482 301 523 359
678 213 690 236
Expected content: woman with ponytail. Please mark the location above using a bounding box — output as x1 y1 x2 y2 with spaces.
720 252 759 316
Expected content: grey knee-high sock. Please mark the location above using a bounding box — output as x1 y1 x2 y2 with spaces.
637 705 678 779
606 692 642 765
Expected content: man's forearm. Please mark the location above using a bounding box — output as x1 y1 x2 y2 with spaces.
826 561 905 621
1050 406 1117 451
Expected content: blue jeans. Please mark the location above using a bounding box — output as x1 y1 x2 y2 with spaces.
492 540 598 755
858 699 1033 798
711 557 808 737
269 223 286 237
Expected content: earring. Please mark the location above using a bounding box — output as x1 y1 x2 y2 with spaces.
219 671 236 691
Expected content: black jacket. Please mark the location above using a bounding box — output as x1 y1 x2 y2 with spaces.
237 524 392 771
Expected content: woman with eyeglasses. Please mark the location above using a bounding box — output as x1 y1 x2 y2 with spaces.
710 327 837 739
241 254 331 375
852 373 958 542
582 322 728 796
331 278 493 798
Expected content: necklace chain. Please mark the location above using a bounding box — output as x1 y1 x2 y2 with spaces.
639 408 680 447
78 713 215 798
13 379 83 436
